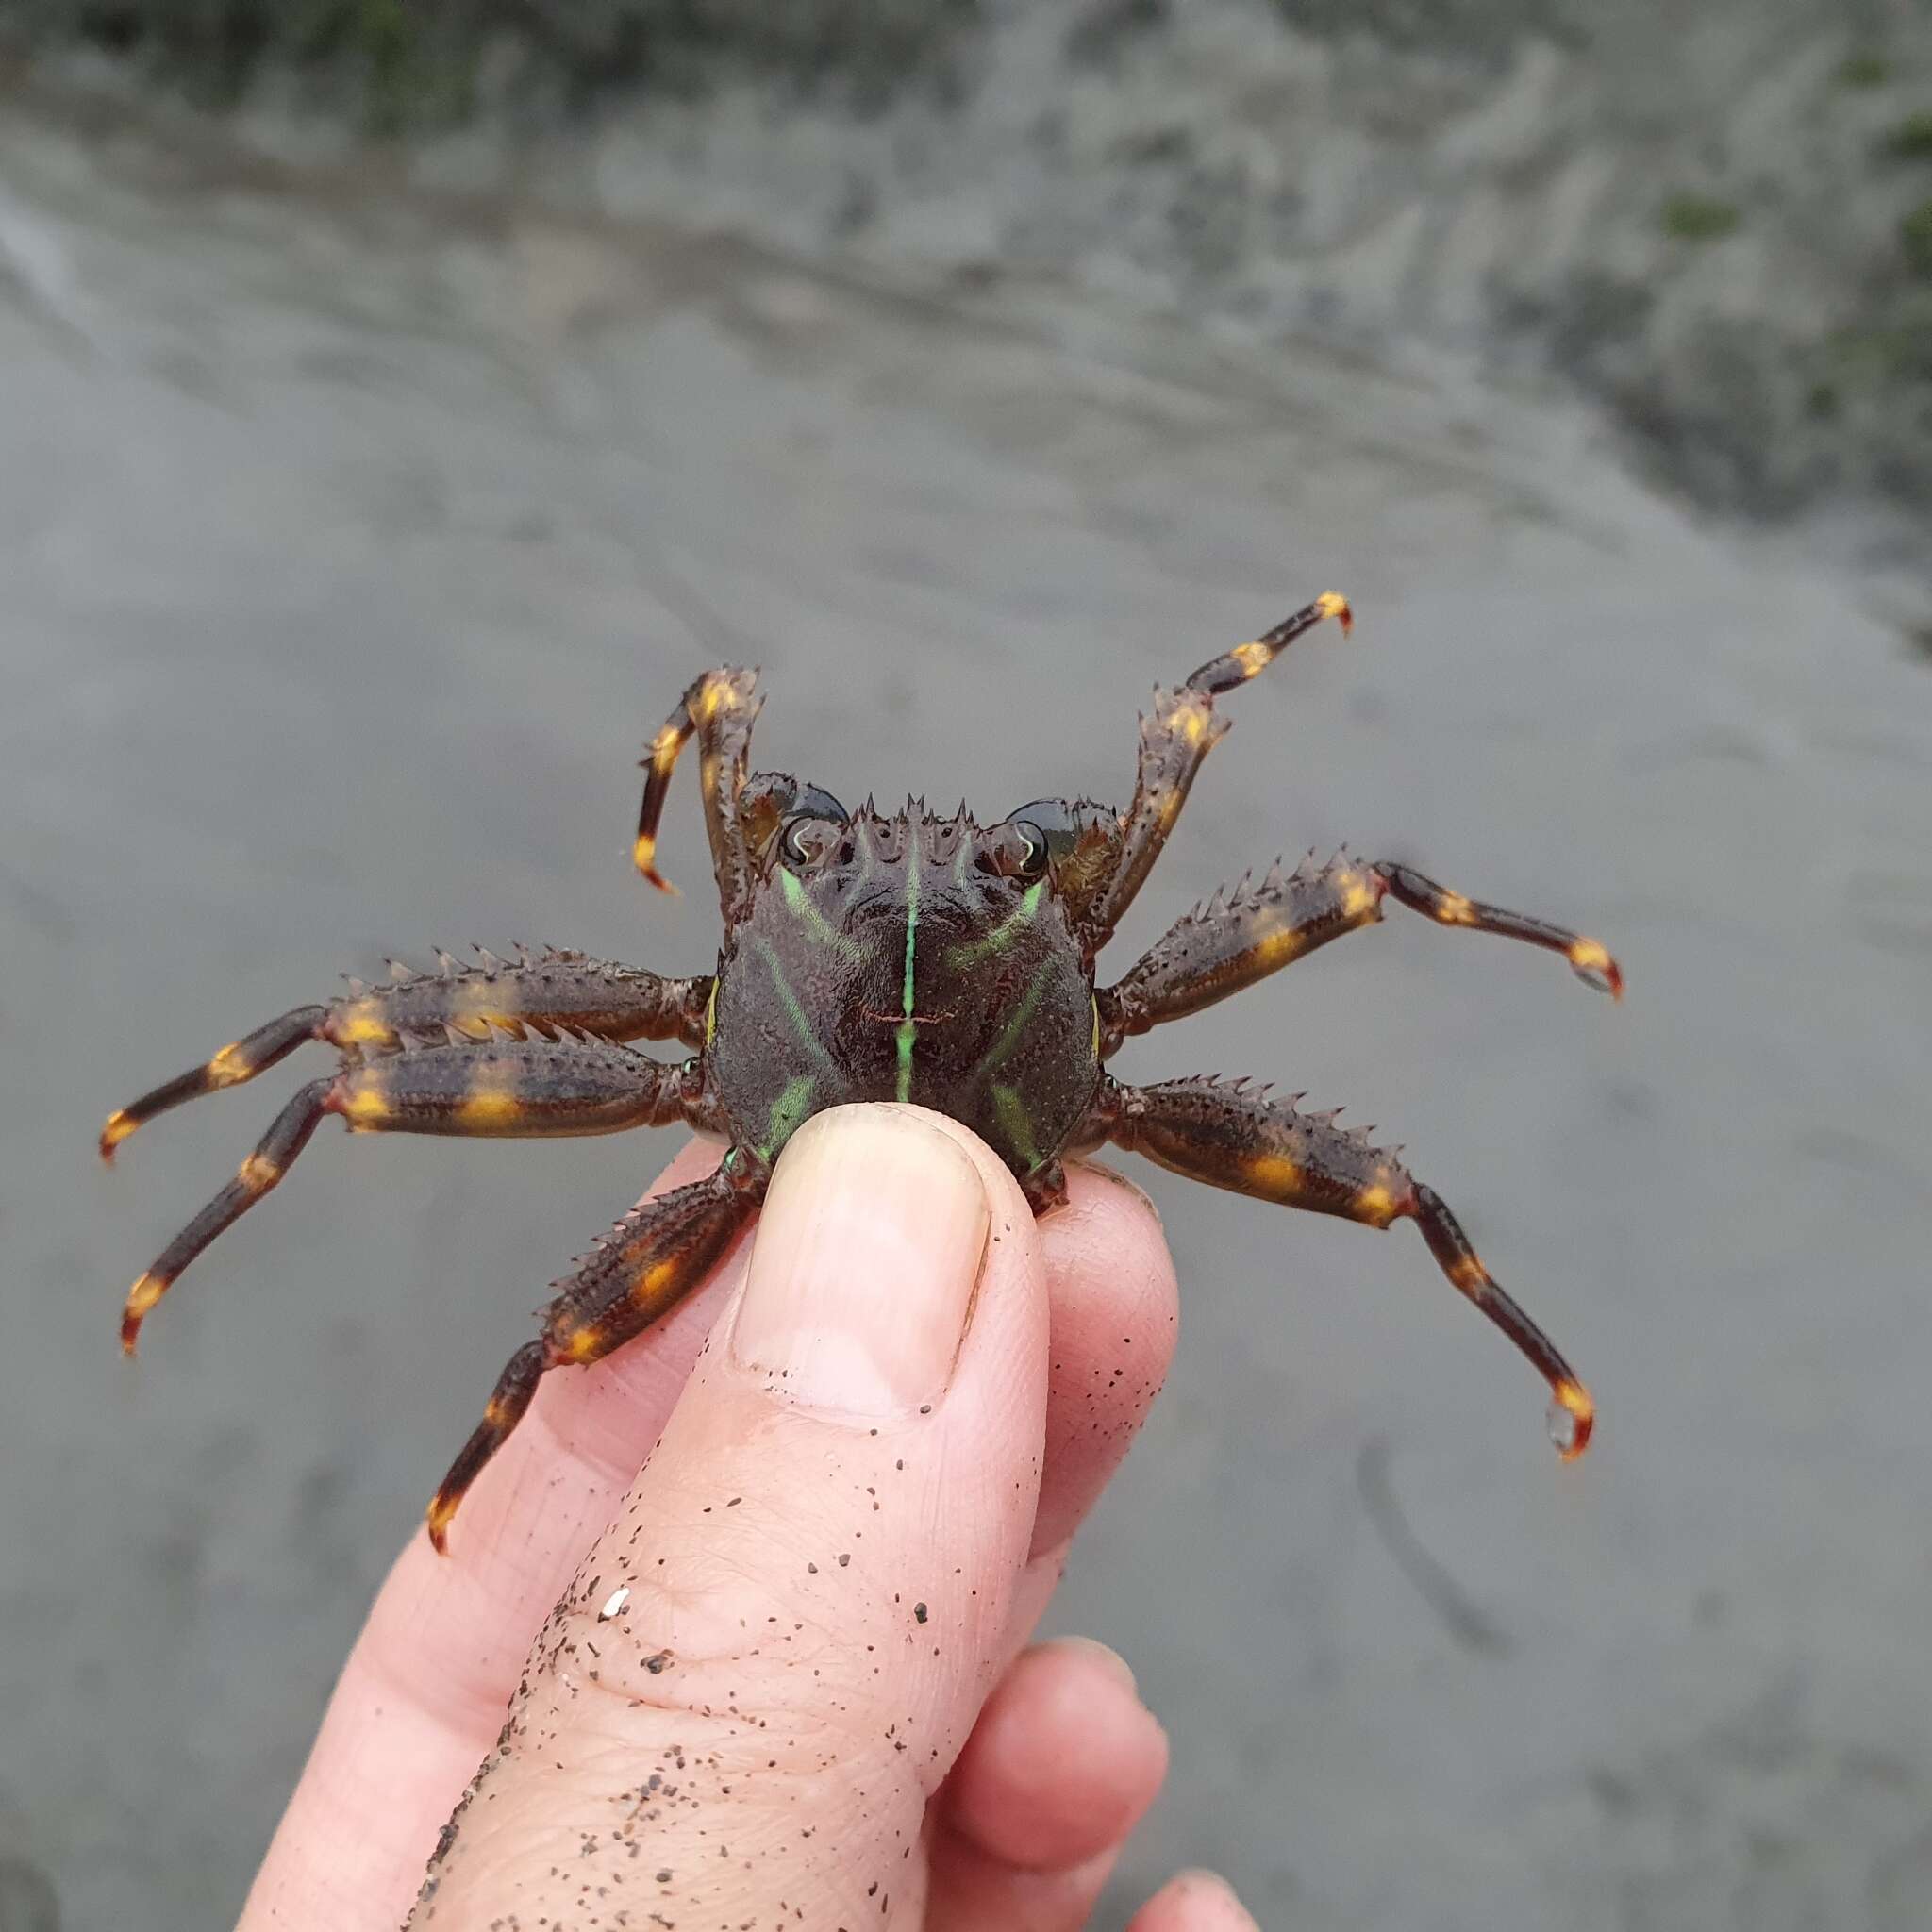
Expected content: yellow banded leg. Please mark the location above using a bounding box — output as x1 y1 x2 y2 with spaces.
329 1038 692 1141
326 953 712 1051
119 1044 698 1357
1098 852 1620 1052
1408 1182 1594 1457
1182 591 1353 698
1082 592 1353 947
101 959 712 1159
422 1340 547 1556
1098 852 1390 1048
120 1080 332 1352
633 666 762 914
425 1158 764 1552
101 1006 327 1159
1374 862 1623 996
1091 1074 1593 1461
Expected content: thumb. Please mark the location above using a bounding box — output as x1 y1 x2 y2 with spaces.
413 1103 1052 1928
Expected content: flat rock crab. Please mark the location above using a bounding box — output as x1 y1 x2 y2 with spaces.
103 593 1620 1549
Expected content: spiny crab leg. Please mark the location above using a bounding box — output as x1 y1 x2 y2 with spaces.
1081 592 1354 947
99 952 708 1159
1086 1074 1594 1459
118 1040 696 1356
1097 852 1622 1051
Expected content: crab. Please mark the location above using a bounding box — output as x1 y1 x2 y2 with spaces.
104 592 1622 1551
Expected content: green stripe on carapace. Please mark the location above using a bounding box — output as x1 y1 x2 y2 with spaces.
751 935 838 1073
991 1081 1042 1171
980 958 1054 1074
944 879 1042 968
759 1074 818 1158
778 865 863 958
895 841 921 1103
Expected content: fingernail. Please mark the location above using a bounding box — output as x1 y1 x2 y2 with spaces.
1041 1635 1139 1698
731 1106 990 1420
1078 1158 1163 1225
1168 1870 1257 1925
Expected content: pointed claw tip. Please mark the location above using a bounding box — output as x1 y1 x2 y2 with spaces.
425 1502 454 1557
1316 590 1354 636
1549 1380 1594 1460
633 836 679 895
121 1272 165 1354
100 1110 137 1160
1567 939 1624 1000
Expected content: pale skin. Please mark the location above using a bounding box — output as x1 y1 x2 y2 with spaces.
239 1106 1264 1932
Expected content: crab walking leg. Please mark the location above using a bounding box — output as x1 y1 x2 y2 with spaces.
99 1006 328 1159
120 1080 332 1351
119 1041 698 1353
632 666 766 915
426 1157 765 1551
99 953 710 1158
1087 1075 1594 1457
1097 853 1621 1050
1081 593 1352 947
1374 862 1622 993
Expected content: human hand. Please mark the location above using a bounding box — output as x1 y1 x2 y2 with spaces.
240 1103 1260 1930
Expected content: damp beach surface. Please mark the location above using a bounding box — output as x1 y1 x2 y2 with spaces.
2 58 1929 1932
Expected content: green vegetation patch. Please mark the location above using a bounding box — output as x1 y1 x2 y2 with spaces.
1902 200 1932 278
0 0 980 126
1838 52 1891 90
1660 192 1741 242
1880 111 1932 161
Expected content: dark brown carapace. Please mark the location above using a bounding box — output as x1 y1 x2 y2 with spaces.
104 593 1620 1550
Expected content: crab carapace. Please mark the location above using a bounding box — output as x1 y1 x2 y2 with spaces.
103 593 1620 1550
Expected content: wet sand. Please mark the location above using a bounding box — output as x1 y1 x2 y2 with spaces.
2 84 1930 1931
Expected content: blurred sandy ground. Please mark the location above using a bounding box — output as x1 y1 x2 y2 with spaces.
2 58 1930 1932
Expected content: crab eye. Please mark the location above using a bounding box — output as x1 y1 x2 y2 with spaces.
983 818 1051 880
787 784 848 824
778 817 833 868
1009 820 1050 878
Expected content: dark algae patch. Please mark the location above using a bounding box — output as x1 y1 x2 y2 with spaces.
0 0 982 124
1660 192 1742 242
1902 201 1932 279
1880 110 1932 162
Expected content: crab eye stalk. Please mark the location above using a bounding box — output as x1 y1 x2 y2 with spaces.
786 784 849 824
778 816 835 868
991 797 1120 903
1010 821 1050 878
982 817 1052 880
